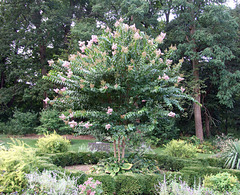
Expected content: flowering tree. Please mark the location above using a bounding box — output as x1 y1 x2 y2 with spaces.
44 19 193 162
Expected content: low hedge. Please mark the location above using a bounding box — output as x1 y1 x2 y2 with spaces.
180 166 240 186
45 151 224 172
68 172 164 195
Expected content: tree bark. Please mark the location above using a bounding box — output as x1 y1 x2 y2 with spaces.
118 137 121 162
193 59 204 141
113 139 117 159
121 137 125 162
205 111 210 138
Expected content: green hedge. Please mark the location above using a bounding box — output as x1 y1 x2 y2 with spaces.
180 166 240 186
67 172 164 195
45 151 111 167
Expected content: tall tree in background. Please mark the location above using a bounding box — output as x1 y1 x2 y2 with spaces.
165 0 239 140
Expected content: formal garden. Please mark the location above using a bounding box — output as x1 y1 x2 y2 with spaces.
1 18 240 194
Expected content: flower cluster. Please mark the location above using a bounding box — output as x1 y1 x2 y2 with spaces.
79 177 103 195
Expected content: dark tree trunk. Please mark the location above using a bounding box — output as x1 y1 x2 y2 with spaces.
205 111 210 138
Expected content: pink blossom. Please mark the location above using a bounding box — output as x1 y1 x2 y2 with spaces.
177 76 184 83
88 177 93 181
84 122 93 129
162 73 169 80
133 32 142 40
106 107 113 115
91 184 97 189
148 39 154 45
62 61 70 68
105 124 111 130
119 17 124 22
112 43 117 50
95 180 101 185
114 84 118 89
91 35 98 43
181 86 185 93
155 49 162 56
61 87 66 92
80 45 86 53
168 111 176 118
69 120 77 128
114 21 120 27
130 24 137 32
142 100 147 102
87 40 93 48
90 191 96 195
123 24 129 31
67 70 73 78
79 41 85 47
104 85 108 89
158 76 162 80
48 59 54 66
59 114 66 120
60 77 66 82
112 50 117 56
54 88 59 93
43 97 50 104
105 26 111 33
155 32 166 43
69 112 74 118
159 58 163 63
166 59 172 65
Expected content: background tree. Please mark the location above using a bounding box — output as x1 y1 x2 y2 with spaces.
165 0 239 140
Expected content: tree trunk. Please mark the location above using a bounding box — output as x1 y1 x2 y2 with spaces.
113 139 117 159
193 59 204 141
121 137 125 162
205 111 210 138
117 137 121 162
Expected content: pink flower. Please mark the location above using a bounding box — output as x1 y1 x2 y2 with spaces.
142 100 147 102
67 70 73 78
90 191 96 195
61 87 66 92
162 73 169 80
54 88 59 93
181 86 185 93
91 35 98 43
87 40 93 48
112 50 117 56
168 111 176 118
106 107 113 115
80 45 86 53
105 26 111 33
95 180 101 185
60 77 66 82
158 76 162 80
69 120 77 128
159 58 163 63
130 24 137 32
69 112 74 118
62 61 70 68
104 85 108 89
155 49 162 56
114 84 118 89
148 39 154 45
177 76 184 83
84 122 93 129
114 21 120 27
133 32 142 40
79 41 85 47
43 97 50 104
123 24 129 31
166 59 172 65
105 124 111 130
119 17 124 22
112 43 117 50
59 114 66 120
48 59 54 66
155 32 166 43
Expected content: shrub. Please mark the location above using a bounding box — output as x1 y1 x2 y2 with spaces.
222 140 240 169
36 109 73 135
203 172 240 193
36 132 70 153
164 139 197 158
0 139 55 193
3 110 38 135
24 170 89 195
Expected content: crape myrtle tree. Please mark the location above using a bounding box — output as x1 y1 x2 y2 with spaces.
44 19 193 162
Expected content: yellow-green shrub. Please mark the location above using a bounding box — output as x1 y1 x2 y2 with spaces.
0 140 51 193
164 139 197 158
203 172 240 193
36 132 70 153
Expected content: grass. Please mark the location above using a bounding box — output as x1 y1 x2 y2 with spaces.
0 134 94 152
